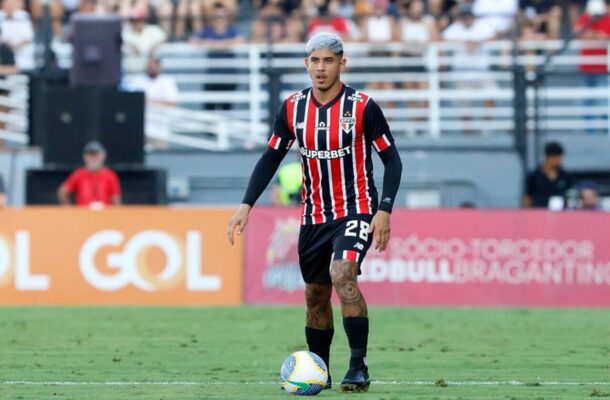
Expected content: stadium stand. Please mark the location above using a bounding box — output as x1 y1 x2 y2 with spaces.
1 0 609 209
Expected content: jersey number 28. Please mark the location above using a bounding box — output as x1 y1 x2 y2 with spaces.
345 220 370 241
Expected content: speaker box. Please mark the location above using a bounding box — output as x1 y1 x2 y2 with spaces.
26 168 167 205
31 87 145 167
70 14 122 88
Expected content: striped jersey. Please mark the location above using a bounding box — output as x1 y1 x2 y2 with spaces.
268 83 395 225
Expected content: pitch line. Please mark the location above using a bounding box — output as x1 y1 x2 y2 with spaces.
2 380 609 386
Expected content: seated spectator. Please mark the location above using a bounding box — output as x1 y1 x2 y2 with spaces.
363 0 396 44
396 0 439 49
28 0 65 38
442 3 497 130
519 0 562 39
306 2 357 40
0 173 6 207
126 57 179 106
576 1 610 85
57 141 122 208
523 142 572 209
0 40 17 145
519 19 548 71
157 0 201 40
191 2 244 111
122 7 167 73
0 0 34 71
579 181 602 211
251 2 286 43
472 0 518 37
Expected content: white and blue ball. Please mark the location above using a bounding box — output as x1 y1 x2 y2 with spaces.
280 351 328 396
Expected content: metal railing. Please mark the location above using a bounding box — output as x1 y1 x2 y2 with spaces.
2 39 610 149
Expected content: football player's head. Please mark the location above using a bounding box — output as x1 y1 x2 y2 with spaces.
304 32 346 92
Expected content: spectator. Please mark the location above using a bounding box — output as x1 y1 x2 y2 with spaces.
0 173 6 207
0 0 34 71
122 7 167 73
442 3 497 131
396 0 439 45
271 161 302 206
1 37 17 144
472 0 518 37
519 0 562 39
523 142 572 209
363 0 396 44
575 0 610 131
579 181 602 210
251 2 287 43
442 4 497 72
306 2 357 40
57 141 122 208
28 0 65 38
191 2 244 111
127 56 179 106
157 0 201 40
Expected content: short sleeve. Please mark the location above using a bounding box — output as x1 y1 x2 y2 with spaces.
364 98 395 153
63 170 82 193
268 100 295 151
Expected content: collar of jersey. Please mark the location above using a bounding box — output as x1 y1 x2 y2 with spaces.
311 83 346 109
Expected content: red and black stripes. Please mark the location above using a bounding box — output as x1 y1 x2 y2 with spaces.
285 85 386 225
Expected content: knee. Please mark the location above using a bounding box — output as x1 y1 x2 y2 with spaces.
305 284 332 308
330 260 356 286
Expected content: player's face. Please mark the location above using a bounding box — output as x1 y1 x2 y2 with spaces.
305 49 346 92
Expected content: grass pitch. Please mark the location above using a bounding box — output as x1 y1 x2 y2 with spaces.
0 306 609 399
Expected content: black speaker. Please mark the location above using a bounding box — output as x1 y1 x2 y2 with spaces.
32 87 144 167
26 168 167 205
70 14 122 88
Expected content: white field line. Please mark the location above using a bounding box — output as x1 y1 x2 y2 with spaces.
1 380 609 386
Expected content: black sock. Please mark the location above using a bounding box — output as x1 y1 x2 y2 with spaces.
305 327 334 371
343 317 369 369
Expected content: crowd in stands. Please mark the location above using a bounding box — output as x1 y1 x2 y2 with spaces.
0 0 607 72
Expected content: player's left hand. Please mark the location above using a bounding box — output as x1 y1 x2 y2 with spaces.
368 210 391 252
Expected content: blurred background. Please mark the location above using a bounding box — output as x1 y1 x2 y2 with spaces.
0 0 609 210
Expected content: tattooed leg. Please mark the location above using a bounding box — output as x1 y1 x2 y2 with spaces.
330 260 368 318
305 283 334 329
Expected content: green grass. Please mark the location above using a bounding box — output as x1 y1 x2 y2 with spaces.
0 307 609 399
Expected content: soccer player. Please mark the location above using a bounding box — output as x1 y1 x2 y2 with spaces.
227 32 402 392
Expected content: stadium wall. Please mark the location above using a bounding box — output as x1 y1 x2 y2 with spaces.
1 207 609 307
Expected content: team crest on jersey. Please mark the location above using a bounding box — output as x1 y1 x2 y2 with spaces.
340 112 355 132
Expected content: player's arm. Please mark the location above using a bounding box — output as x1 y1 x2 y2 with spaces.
227 101 294 245
364 99 403 252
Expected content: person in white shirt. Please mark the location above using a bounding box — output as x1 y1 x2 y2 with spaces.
442 3 496 72
473 0 518 37
0 0 34 71
122 7 166 73
128 57 178 106
442 3 498 130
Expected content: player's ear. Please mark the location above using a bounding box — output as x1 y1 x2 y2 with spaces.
304 57 309 69
339 56 347 72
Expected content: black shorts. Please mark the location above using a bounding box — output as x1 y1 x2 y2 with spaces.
298 214 374 284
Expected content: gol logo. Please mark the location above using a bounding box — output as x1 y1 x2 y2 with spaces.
79 230 221 292
0 231 50 290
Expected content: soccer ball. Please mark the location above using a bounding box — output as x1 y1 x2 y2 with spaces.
280 351 328 395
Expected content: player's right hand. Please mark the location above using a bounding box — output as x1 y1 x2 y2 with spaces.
227 204 251 246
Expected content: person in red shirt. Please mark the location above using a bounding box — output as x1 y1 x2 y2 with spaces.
306 3 353 40
57 141 122 207
575 3 610 75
